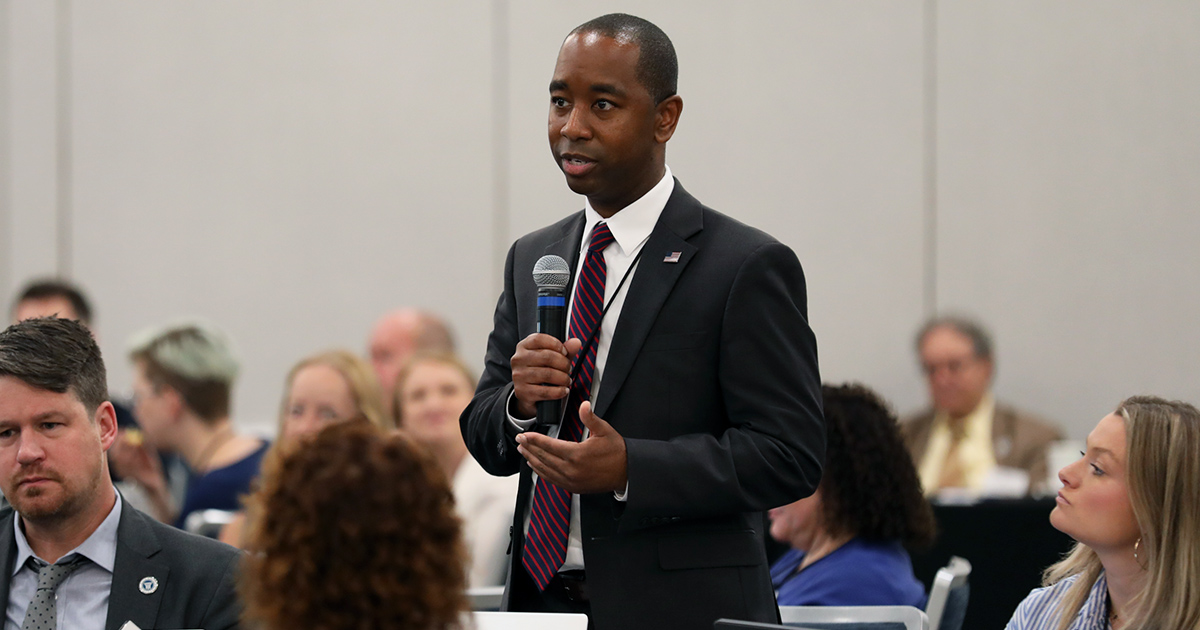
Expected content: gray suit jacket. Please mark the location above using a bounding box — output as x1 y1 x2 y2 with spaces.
0 504 241 630
462 181 825 630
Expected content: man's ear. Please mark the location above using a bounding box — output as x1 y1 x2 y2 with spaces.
95 401 119 451
654 95 683 144
160 386 185 420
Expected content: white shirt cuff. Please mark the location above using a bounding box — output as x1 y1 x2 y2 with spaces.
506 389 537 433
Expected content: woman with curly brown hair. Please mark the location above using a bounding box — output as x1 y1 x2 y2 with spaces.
769 383 937 607
241 420 469 630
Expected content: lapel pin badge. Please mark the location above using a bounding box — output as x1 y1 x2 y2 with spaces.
139 576 159 595
663 251 682 263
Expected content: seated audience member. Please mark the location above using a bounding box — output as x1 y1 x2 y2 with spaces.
0 318 240 630
367 308 455 416
10 278 93 324
902 315 1063 496
10 278 137 429
109 321 268 529
242 421 467 630
1007 396 1200 630
770 383 936 608
218 348 389 547
394 352 518 587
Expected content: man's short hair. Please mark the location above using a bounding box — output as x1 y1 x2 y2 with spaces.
13 279 93 325
915 315 994 362
128 322 239 423
0 318 108 413
571 13 678 105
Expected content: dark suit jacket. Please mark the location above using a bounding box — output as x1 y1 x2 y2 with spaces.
0 503 241 630
900 401 1064 494
461 181 825 630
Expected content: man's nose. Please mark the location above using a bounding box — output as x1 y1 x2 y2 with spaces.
16 435 45 464
560 106 592 141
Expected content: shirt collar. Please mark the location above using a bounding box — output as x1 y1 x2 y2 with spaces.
582 166 674 257
13 490 123 574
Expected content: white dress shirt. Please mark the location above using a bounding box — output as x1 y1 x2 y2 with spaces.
6 492 122 630
509 166 675 573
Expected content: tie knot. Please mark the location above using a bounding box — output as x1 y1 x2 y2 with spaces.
587 222 615 253
28 556 86 591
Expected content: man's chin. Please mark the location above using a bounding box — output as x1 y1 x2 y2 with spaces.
9 488 67 521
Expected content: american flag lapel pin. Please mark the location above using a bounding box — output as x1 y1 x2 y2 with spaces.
663 251 682 263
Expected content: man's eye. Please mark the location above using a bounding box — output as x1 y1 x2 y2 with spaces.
595 100 614 111
551 96 568 107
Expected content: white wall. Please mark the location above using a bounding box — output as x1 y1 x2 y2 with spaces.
1 1 1197 437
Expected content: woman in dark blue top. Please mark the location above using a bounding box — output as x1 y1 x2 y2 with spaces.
769 384 936 608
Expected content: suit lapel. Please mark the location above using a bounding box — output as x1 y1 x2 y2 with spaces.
593 182 704 419
105 507 169 630
0 510 15 618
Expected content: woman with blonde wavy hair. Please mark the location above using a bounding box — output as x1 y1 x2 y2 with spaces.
242 420 468 630
219 349 388 546
1006 395 1200 630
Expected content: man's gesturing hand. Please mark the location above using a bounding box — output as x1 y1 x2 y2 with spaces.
516 401 628 494
510 333 582 419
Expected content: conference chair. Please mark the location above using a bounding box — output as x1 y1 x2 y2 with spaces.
471 611 588 630
715 620 816 630
467 586 505 611
182 508 237 539
925 556 971 630
776 605 929 630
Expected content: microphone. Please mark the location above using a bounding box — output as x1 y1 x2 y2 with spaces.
533 254 571 427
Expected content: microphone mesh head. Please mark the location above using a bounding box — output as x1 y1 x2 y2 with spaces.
533 255 571 290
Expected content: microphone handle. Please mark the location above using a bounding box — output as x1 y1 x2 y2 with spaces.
536 291 567 427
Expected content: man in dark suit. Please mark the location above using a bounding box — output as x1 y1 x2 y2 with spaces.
0 317 240 630
461 13 824 630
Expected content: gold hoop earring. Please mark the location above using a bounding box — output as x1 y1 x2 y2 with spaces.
1133 537 1142 562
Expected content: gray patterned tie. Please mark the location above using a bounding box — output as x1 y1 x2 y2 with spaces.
20 556 86 630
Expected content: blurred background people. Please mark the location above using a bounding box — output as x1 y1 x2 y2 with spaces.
1007 396 1200 630
10 277 93 324
367 308 455 417
219 348 389 547
770 383 937 607
109 321 267 529
242 421 468 630
394 351 518 587
9 278 137 427
902 315 1063 497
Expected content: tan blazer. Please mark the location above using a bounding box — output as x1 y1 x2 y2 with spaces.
900 401 1063 494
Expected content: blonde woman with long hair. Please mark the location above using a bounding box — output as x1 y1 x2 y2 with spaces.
219 349 388 546
1006 396 1200 629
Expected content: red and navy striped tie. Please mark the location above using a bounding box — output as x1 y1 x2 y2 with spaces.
522 221 615 591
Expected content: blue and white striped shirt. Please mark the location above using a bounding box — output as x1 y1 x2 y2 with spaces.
1006 571 1109 630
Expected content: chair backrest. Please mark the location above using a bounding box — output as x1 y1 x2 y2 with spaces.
715 620 816 630
925 556 971 630
182 508 237 539
777 606 929 630
471 611 589 630
467 586 505 611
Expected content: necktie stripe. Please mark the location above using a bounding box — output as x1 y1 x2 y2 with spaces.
523 221 614 591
